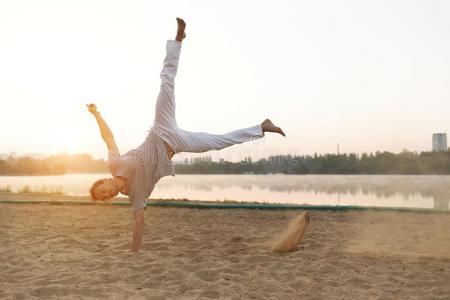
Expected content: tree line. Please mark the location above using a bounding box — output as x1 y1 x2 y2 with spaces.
175 151 450 174
0 154 108 175
1 150 450 175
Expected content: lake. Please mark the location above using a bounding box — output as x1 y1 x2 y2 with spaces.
0 174 449 210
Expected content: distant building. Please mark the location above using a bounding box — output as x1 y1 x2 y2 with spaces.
432 133 447 152
189 156 212 164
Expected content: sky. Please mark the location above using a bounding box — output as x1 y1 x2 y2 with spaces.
1 0 449 161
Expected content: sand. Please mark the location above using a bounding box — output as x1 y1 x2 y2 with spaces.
1 203 449 299
271 211 310 252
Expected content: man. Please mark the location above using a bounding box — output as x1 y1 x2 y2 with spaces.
87 18 285 252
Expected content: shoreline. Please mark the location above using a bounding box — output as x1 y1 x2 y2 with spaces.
1 192 449 214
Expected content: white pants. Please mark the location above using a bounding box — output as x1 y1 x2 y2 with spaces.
152 40 264 154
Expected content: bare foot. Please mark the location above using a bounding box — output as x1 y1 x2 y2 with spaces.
175 17 186 42
261 119 286 137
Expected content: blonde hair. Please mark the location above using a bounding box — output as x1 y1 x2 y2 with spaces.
89 178 110 200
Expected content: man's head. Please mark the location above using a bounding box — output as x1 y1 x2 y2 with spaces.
90 178 120 201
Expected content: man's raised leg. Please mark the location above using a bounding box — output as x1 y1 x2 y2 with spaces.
153 18 186 133
173 119 285 153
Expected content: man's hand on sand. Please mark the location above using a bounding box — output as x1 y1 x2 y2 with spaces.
175 17 186 42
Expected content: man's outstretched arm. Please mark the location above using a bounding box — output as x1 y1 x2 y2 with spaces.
131 209 145 252
86 103 119 155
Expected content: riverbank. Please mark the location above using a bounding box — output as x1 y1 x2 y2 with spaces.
2 174 450 210
1 200 449 298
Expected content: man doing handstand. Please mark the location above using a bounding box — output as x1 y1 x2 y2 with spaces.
87 18 285 252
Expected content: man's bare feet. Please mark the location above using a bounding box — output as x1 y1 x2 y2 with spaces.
175 17 186 42
261 119 286 137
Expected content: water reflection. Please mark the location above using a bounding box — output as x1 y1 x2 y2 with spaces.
0 174 449 210
155 175 450 210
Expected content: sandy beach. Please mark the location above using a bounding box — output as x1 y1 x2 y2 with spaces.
1 201 449 299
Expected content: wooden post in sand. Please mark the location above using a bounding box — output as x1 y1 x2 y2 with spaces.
271 211 310 252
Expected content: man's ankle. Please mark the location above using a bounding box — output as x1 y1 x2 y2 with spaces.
175 33 185 42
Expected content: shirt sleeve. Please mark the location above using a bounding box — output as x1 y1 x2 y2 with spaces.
107 151 120 176
108 150 120 162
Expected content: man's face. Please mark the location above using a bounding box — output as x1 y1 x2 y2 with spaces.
95 180 119 200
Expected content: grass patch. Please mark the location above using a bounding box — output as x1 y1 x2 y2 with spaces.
0 185 12 193
17 185 64 195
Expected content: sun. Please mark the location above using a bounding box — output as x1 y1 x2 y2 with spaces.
50 128 89 155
